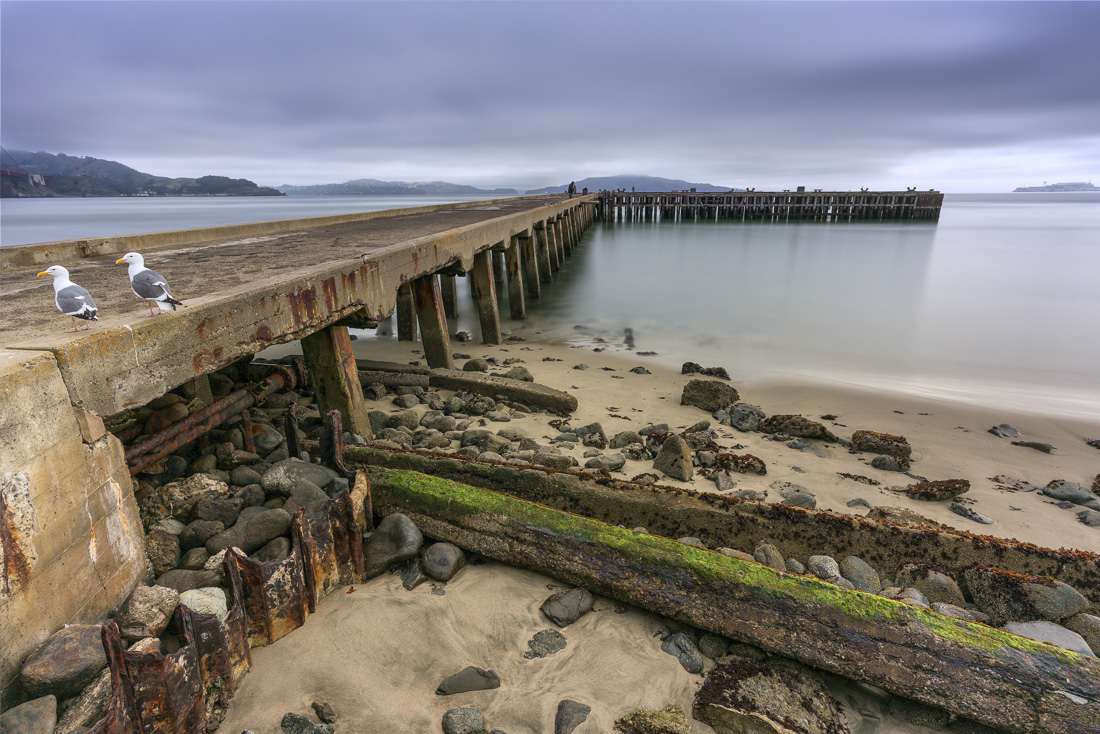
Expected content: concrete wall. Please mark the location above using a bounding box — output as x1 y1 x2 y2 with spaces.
0 350 145 707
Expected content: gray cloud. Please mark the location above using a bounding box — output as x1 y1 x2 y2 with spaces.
2 1 1097 191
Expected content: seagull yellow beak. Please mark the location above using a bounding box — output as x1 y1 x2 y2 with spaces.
37 271 48 277
115 257 126 264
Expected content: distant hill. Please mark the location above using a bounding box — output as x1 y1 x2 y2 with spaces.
0 150 283 198
1013 182 1098 193
278 179 517 196
526 175 735 194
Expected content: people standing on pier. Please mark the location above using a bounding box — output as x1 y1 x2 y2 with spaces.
568 181 576 198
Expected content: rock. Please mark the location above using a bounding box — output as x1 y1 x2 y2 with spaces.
53 639 159 734
280 712 334 734
732 489 767 501
252 536 291 563
846 498 872 510
850 430 911 458
1004 621 1095 657
19 625 107 699
989 424 1021 438
780 487 816 509
614 703 691 734
541 587 594 627
678 536 707 549
0 695 56 734
154 565 221 592
282 479 331 515
1012 440 1053 453
189 453 218 475
242 508 292 553
718 548 754 562
311 701 337 725
1079 509 1100 527
524 629 567 659
145 528 181 575
422 542 467 581
436 666 501 695
502 365 534 381
682 362 731 380
964 567 1088 624
716 452 767 476
630 366 652 375
442 708 486 734
1042 480 1096 506
760 415 837 442
808 555 841 581
906 479 970 501
931 602 981 622
586 453 627 472
261 459 339 497
611 430 644 449
653 433 693 481
885 586 931 608
839 556 882 594
697 633 730 661
392 393 420 409
195 496 245 527
180 587 229 620
865 505 939 527
895 565 965 606
365 513 424 577
950 502 994 525
179 519 225 550
711 470 736 491
465 395 497 416
180 547 210 570
463 358 490 372
253 425 285 454
533 451 577 471
117 585 180 641
693 656 849 734
555 699 592 734
1064 613 1100 653
785 558 805 574
681 379 740 412
870 454 910 472
727 403 765 432
753 542 786 571
140 473 232 525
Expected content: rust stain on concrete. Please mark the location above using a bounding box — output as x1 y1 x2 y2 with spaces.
193 347 225 373
288 287 318 330
251 325 274 344
321 277 339 314
0 471 36 597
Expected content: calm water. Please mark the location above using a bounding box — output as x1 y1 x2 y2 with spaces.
4 192 1098 418
427 193 1100 419
0 195 509 247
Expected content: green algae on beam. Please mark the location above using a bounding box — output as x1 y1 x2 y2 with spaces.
370 468 1093 667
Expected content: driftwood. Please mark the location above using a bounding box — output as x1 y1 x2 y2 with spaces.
338 444 1100 607
366 468 1100 734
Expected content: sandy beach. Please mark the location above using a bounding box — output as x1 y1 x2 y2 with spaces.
215 332 1099 733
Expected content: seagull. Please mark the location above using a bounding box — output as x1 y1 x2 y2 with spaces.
37 265 99 331
115 252 183 316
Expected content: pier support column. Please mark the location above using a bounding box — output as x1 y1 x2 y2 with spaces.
396 282 416 341
562 213 574 254
440 274 458 319
553 218 566 262
471 250 502 344
301 324 372 437
504 235 526 320
492 250 505 285
534 224 553 284
411 275 454 369
546 220 560 272
520 231 542 298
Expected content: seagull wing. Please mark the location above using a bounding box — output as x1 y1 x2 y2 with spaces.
132 269 172 300
57 285 97 317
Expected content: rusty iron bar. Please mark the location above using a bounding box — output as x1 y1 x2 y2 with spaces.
357 370 430 388
284 402 304 460
320 409 355 482
239 409 257 454
114 421 144 444
127 369 295 475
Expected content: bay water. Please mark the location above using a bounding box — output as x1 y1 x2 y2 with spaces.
4 192 1097 419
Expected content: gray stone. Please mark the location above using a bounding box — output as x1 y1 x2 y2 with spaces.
989 424 1020 438
463 358 490 372
839 556 882 594
610 430 643 449
282 479 331 515
555 700 592 734
779 487 817 508
718 548 755 562
242 508 292 553
1079 509 1100 527
1042 480 1094 505
931 602 980 622
895 565 965 606
502 365 534 382
388 408 421 430
253 425 285 454
1027 580 1089 621
145 528 181 575
638 423 669 436
280 712 334 734
180 587 229 621
195 496 244 526
229 465 264 487
422 542 467 582
660 632 704 674
524 629 567 659
365 513 424 577
681 379 739 413
393 393 420 409
1004 621 1096 657
436 666 501 695
179 519 225 551
711 470 736 491
155 569 222 594
532 451 576 470
786 557 806 574
541 588 594 627
753 542 786 571
808 555 841 581
141 473 233 525
871 454 910 472
261 459 339 496
653 433 693 481
442 708 486 734
585 453 627 472
117 585 179 641
761 414 837 442
236 484 266 507
19 625 107 699
0 695 56 734
397 556 430 590
678 536 706 549
728 403 766 432
1064 613 1100 654
180 546 210 570
189 453 218 475
252 536 291 563
698 633 729 660
311 701 337 725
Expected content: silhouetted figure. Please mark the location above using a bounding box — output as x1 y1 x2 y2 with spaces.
568 181 576 199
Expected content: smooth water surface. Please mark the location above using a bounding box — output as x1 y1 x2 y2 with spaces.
0 195 509 247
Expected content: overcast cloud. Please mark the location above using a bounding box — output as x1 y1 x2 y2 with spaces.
2 1 1098 192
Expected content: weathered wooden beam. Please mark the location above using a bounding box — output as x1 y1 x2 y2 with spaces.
366 468 1100 734
504 235 526 320
410 275 453 370
299 324 372 436
470 250 502 345
439 274 458 319
396 283 416 341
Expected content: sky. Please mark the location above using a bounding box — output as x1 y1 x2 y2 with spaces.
2 1 1098 192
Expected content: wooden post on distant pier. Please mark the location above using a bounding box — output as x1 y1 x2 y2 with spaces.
396 282 416 341
471 250 502 344
411 275 454 370
301 324 372 437
504 235 526 320
519 230 541 298
440 274 458 319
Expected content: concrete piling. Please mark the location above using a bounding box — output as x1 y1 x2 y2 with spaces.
396 282 416 341
491 250 505 285
535 223 553 284
300 324 372 436
519 231 541 299
504 235 526 320
546 220 560 273
411 274 454 370
440 274 458 319
471 250 502 344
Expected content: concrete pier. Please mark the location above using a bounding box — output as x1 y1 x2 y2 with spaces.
504 235 526 320
470 250 502 344
396 282 417 341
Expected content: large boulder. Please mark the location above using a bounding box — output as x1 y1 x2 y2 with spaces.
140 473 232 526
850 430 912 459
964 567 1089 624
144 528 181 575
905 479 969 501
0 695 56 734
1004 621 1095 657
681 380 740 413
727 403 766 432
653 433 693 481
180 587 229 621
614 704 691 734
116 585 180 641
760 415 837 442
364 513 423 577
261 458 339 497
19 625 107 699
242 508 293 553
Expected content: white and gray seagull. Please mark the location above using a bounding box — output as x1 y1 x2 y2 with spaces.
37 265 99 331
116 252 183 316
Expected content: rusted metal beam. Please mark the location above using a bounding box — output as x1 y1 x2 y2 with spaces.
284 403 304 461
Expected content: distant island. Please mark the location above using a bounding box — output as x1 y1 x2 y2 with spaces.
0 150 283 198
278 179 517 196
526 175 735 195
1013 181 1098 193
